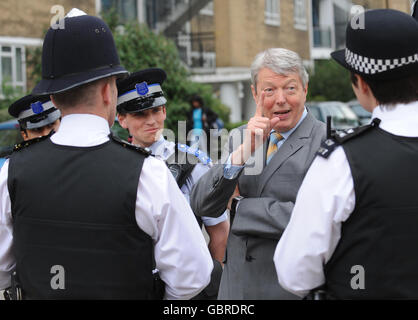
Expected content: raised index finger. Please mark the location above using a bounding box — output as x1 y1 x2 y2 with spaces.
254 91 265 117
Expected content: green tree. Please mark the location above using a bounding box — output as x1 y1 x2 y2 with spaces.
307 59 356 102
26 46 43 88
104 9 229 133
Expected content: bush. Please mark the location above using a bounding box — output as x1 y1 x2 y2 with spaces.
0 108 12 122
26 46 43 89
307 59 355 102
105 10 230 134
0 80 25 121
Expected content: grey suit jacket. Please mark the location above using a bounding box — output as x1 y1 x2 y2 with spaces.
190 111 326 299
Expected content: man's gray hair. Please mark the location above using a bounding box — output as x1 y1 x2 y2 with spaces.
250 48 309 91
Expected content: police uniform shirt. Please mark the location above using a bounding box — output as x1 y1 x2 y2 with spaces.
0 114 213 299
273 101 418 298
149 136 228 227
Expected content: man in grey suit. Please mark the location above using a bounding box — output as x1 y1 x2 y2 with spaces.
190 48 326 299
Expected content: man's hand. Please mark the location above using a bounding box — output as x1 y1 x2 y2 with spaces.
227 185 241 211
231 91 280 165
206 220 230 266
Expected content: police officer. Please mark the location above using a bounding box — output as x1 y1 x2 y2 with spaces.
9 94 61 141
116 68 229 299
274 9 418 299
0 9 212 299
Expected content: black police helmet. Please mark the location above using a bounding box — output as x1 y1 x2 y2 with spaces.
331 9 418 81
32 13 128 95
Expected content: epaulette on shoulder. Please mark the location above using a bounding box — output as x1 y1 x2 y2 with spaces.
177 143 212 165
109 134 151 157
317 118 381 159
13 130 54 152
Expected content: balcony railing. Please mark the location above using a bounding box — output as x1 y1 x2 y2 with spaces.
171 31 216 71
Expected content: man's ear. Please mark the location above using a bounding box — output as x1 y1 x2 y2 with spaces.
20 130 28 140
303 83 308 97
50 95 58 108
101 80 112 105
356 74 370 94
251 84 257 102
117 113 128 129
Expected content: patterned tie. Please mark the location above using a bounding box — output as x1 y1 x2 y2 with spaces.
266 131 284 165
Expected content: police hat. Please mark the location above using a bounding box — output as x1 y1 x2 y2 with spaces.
9 94 61 130
331 9 418 81
32 9 128 95
116 68 167 114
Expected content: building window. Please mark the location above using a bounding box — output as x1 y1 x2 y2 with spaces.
294 0 307 30
101 0 138 23
0 45 25 94
265 0 280 26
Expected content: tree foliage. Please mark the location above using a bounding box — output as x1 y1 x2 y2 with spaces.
307 59 356 102
0 80 25 121
22 11 230 134
26 46 43 89
104 10 230 133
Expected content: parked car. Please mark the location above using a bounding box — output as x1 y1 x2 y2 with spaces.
347 100 372 125
0 119 21 168
306 101 361 130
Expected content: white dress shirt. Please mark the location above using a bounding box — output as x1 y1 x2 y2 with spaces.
274 101 418 297
0 114 213 299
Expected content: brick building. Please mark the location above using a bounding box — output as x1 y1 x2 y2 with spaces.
0 0 96 93
0 0 414 122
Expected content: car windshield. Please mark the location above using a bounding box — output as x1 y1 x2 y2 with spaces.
322 104 345 118
351 104 371 118
307 105 322 122
0 129 22 158
322 104 359 129
340 105 360 120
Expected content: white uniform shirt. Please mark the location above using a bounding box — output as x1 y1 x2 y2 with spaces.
274 101 418 297
0 114 213 299
149 136 228 226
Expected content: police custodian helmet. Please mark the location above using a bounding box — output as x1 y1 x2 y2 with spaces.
9 94 61 130
116 68 167 114
331 9 418 81
32 9 128 95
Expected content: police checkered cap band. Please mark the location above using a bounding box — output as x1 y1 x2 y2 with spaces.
345 48 418 75
117 83 164 106
18 100 58 120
